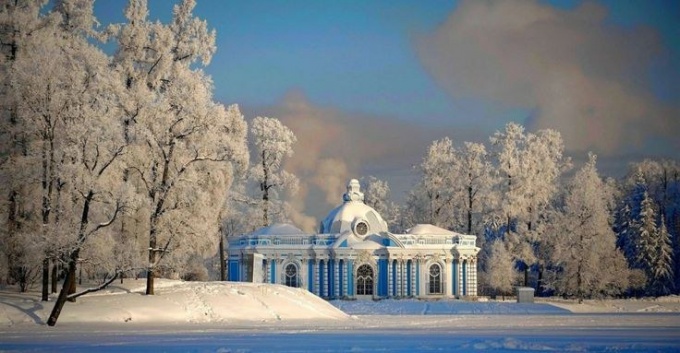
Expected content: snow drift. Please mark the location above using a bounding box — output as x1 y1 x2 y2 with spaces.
0 280 348 326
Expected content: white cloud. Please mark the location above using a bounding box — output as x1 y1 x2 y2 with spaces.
416 0 679 155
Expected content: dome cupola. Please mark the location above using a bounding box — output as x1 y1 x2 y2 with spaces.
319 179 388 236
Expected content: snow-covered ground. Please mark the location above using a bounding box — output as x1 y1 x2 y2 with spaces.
0 279 347 326
1 280 680 352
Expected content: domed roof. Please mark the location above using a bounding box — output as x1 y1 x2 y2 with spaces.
319 179 388 235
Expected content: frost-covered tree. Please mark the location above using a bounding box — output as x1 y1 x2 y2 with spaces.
456 142 494 236
406 137 457 229
363 176 401 232
0 0 111 300
489 123 533 281
548 154 628 301
634 192 674 295
112 0 248 295
636 192 659 269
0 0 135 325
616 159 680 293
489 123 570 287
652 217 674 295
249 116 298 227
615 173 647 267
485 239 517 297
1 0 47 294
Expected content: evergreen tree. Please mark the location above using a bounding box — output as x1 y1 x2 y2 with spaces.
636 192 659 275
650 216 674 295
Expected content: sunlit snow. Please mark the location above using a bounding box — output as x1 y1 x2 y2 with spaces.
2 280 680 352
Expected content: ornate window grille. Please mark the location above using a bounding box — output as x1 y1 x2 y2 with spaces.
428 264 442 294
356 265 374 295
284 264 298 288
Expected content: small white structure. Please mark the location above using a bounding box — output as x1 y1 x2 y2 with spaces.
227 179 480 299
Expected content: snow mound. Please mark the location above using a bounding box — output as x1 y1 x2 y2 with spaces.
0 280 349 327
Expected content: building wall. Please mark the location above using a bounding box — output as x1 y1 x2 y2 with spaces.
226 247 478 300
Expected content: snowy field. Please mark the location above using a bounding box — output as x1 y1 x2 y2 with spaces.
1 280 680 352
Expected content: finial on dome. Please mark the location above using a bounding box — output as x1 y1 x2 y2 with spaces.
342 179 364 203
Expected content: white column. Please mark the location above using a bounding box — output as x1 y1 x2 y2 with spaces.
333 260 339 298
413 259 425 296
341 261 347 297
314 260 320 296
396 261 402 297
460 258 467 297
387 259 393 298
444 258 452 297
399 260 406 297
469 258 477 297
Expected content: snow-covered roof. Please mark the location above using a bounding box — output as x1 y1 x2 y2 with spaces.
406 224 456 236
251 223 306 236
320 179 388 234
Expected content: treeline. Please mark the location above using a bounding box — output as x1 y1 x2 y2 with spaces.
398 123 679 301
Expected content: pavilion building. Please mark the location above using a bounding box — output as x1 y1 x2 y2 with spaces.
226 179 479 299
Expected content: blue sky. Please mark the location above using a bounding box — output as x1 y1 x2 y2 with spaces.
94 0 679 223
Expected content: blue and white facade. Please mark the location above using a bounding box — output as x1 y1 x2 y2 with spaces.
227 179 480 299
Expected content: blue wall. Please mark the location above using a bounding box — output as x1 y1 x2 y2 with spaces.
308 261 314 292
407 261 412 296
348 261 354 296
228 260 240 281
319 261 325 297
452 261 458 296
391 261 397 296
378 259 388 297
328 260 335 298
339 260 344 297
462 261 467 296
415 261 420 296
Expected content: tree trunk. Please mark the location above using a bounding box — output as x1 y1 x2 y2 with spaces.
51 262 58 293
67 266 77 302
146 269 155 295
41 258 49 301
467 183 473 234
41 129 56 304
468 179 473 234
219 231 226 281
261 151 269 227
146 226 157 295
537 265 544 297
47 251 78 326
47 190 93 326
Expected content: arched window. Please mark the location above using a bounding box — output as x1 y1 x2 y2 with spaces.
356 264 374 296
429 263 442 294
284 263 298 288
